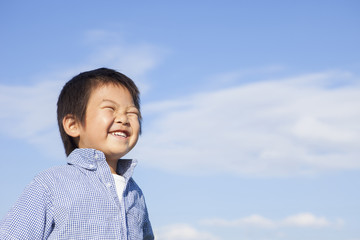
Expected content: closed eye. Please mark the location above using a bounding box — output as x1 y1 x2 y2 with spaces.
127 106 139 114
127 108 140 116
127 111 139 116
103 106 116 111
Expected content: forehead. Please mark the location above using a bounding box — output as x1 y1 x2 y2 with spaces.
88 83 134 103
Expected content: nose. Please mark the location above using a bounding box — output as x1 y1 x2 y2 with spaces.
115 113 129 125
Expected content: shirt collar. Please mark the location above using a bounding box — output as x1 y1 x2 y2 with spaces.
67 148 137 179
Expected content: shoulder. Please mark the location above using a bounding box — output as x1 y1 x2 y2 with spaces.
126 178 148 204
128 178 143 193
32 164 81 189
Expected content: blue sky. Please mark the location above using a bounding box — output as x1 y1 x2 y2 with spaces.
1 1 360 239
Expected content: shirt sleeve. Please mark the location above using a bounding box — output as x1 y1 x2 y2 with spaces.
142 203 154 240
139 186 154 240
0 179 53 239
126 178 154 240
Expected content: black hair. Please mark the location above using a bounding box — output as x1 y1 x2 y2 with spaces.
57 67 141 156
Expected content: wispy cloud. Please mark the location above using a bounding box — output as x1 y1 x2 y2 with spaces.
134 70 360 177
0 31 164 157
1 63 359 177
200 212 344 229
201 215 276 229
0 80 62 139
206 65 285 87
281 213 340 228
83 29 167 94
155 224 220 240
156 213 344 240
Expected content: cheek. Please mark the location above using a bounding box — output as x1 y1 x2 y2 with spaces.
86 113 114 133
130 119 140 134
95 111 114 123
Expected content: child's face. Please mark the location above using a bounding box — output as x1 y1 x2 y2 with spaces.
77 84 140 162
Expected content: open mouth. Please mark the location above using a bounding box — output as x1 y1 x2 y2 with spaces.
110 130 129 138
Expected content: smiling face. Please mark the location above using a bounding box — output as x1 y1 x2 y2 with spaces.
77 83 140 169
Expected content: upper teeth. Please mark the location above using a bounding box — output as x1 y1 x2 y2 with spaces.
112 132 127 137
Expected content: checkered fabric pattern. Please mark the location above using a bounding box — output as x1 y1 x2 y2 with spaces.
0 148 154 240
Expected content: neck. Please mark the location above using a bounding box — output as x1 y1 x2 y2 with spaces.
106 159 118 174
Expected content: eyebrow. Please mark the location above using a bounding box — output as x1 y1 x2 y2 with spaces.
101 99 118 105
101 99 137 109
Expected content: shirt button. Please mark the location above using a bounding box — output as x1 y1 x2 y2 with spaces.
94 154 99 159
106 182 112 188
89 164 95 168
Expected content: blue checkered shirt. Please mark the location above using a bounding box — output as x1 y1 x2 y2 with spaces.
0 148 154 239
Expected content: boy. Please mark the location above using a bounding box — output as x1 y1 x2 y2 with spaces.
0 68 154 239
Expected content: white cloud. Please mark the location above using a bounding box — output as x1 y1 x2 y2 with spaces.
83 29 167 94
85 44 162 92
2 66 359 178
135 70 360 177
281 213 331 228
0 80 62 140
155 224 220 240
0 78 66 158
0 33 163 158
200 212 344 229
200 215 275 229
207 65 285 86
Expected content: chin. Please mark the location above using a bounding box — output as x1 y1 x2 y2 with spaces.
110 151 130 160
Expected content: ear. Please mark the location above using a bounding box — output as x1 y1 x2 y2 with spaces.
62 114 81 138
